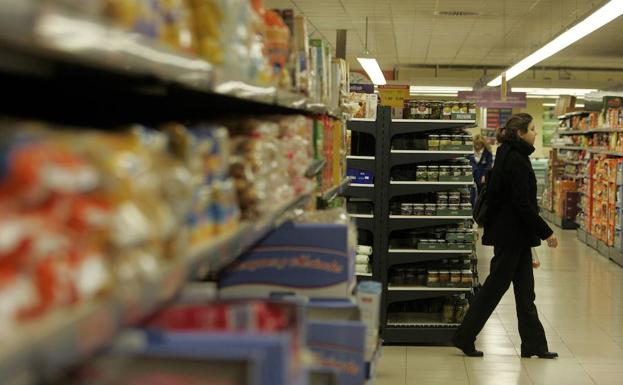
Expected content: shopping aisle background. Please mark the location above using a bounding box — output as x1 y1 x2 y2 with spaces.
375 224 623 385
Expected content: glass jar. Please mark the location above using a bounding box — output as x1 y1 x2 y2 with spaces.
449 192 461 205
461 270 473 285
430 101 442 119
439 166 450 178
440 134 452 147
427 165 439 181
442 298 456 323
439 269 450 283
451 101 460 114
436 192 449 205
412 203 425 216
416 268 427 285
425 203 437 216
462 165 472 177
460 203 472 212
448 203 460 212
427 270 440 284
451 166 462 177
416 165 428 180
428 135 440 150
460 192 471 204
450 270 462 284
442 102 453 120
401 203 413 216
451 135 463 146
459 102 468 113
454 295 468 323
416 100 431 119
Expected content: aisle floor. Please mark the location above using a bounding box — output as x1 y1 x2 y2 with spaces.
376 225 623 385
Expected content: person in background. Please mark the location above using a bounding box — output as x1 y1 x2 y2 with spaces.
453 113 559 359
468 134 493 207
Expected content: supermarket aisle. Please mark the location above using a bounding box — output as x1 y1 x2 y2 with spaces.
375 225 623 385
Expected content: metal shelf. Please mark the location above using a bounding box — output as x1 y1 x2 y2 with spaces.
390 150 471 166
349 214 375 232
0 0 341 122
390 120 476 136
383 326 457 345
348 119 377 136
389 181 471 197
387 286 472 304
387 248 472 266
344 183 375 200
389 215 472 231
0 191 312 384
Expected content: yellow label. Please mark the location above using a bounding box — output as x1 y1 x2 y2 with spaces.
379 85 410 108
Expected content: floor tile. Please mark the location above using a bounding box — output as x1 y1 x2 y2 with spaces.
467 370 534 385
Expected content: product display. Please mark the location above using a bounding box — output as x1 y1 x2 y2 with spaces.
401 100 476 120
386 294 470 326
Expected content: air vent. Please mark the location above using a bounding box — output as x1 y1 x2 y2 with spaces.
436 10 480 17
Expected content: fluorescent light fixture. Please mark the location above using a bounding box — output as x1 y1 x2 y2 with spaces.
542 103 585 107
357 57 386 85
488 0 623 86
409 86 472 95
513 87 597 96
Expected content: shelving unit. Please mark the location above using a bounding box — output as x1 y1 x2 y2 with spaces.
346 106 478 344
0 192 313 383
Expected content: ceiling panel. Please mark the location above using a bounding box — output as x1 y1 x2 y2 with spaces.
267 0 620 76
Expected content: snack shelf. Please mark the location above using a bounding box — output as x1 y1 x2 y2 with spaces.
588 148 623 157
0 191 312 384
0 0 342 120
558 128 623 135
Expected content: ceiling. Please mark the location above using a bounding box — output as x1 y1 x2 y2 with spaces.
265 0 623 78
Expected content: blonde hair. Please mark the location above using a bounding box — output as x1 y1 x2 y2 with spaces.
473 134 491 153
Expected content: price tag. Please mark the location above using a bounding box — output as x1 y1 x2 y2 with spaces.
378 85 409 108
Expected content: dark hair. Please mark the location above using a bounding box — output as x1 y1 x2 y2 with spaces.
496 113 533 143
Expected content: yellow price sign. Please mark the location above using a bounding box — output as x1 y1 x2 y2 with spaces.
378 85 410 108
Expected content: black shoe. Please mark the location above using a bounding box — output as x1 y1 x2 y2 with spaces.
452 334 484 357
521 351 558 359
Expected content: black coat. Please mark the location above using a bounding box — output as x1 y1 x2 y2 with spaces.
482 139 553 247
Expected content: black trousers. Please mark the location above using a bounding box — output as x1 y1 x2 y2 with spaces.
455 245 548 353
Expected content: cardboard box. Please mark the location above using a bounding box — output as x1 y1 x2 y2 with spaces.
219 221 355 300
307 320 366 385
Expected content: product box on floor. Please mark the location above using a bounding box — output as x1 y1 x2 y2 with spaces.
307 320 366 385
218 221 354 299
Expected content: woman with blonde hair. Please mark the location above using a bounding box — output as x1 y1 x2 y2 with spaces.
468 134 493 207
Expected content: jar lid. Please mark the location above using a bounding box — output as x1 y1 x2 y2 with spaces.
462 269 473 274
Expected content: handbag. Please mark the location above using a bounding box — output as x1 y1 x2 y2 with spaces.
472 168 493 226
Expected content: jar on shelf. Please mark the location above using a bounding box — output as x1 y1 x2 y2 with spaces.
440 134 452 147
430 101 442 120
451 101 460 114
436 192 449 204
460 203 471 212
427 165 439 181
451 135 463 146
468 102 476 115
427 270 440 284
416 100 431 119
405 268 417 284
450 270 462 284
451 166 462 177
461 270 473 285
424 203 436 216
462 165 472 177
439 269 450 283
460 191 471 204
454 295 469 323
442 298 456 323
449 192 461 205
416 268 428 285
439 166 450 179
448 203 460 212
428 134 440 150
459 102 468 114
416 165 428 180
442 102 453 120
401 203 413 215
413 203 425 216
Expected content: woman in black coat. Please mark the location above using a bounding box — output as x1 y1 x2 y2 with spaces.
453 113 559 359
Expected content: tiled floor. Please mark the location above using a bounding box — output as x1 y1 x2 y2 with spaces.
376 225 623 385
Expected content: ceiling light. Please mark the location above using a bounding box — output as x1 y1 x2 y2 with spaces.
357 58 386 85
356 16 386 85
488 0 623 86
513 87 597 97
